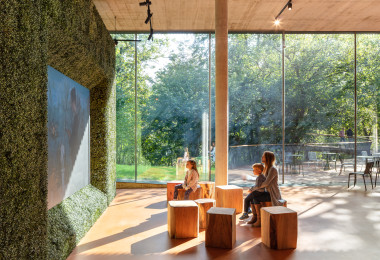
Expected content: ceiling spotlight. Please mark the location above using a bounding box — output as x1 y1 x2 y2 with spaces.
139 0 151 6
288 1 292 10
274 0 293 23
145 10 153 24
274 19 280 26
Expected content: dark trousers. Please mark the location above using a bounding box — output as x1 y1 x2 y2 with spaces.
173 184 193 200
251 191 271 205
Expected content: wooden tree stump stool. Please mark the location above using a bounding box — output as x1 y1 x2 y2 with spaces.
261 206 297 250
199 181 215 198
260 199 287 208
177 185 202 200
206 207 236 249
215 185 243 214
167 181 183 201
195 198 216 229
168 201 199 238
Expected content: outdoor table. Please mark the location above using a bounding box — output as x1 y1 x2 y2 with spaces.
322 152 336 170
356 155 374 165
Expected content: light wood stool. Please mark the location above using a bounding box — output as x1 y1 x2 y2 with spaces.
195 198 216 229
215 185 243 214
167 181 183 201
261 199 288 207
206 207 236 249
199 181 215 198
167 201 199 238
177 185 202 200
261 206 297 249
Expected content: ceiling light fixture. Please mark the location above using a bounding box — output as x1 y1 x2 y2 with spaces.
275 0 293 23
139 0 151 6
140 1 154 41
288 0 292 10
145 6 153 24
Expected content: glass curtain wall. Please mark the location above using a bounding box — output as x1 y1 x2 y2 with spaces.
115 38 136 180
116 32 379 185
284 34 354 184
357 34 380 172
228 34 282 184
116 34 213 182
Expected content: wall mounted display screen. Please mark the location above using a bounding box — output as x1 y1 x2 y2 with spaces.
47 66 90 209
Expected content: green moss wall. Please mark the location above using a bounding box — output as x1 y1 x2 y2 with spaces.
91 80 117 204
0 0 115 259
47 185 107 260
0 1 48 259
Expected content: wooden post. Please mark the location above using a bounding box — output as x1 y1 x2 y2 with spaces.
215 0 229 186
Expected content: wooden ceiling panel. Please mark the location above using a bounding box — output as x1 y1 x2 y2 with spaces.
93 0 380 32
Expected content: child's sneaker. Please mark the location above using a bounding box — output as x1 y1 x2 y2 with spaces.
239 213 249 220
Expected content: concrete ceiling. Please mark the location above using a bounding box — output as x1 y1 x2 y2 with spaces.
93 0 380 33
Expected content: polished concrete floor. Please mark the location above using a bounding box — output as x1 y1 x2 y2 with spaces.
68 183 380 260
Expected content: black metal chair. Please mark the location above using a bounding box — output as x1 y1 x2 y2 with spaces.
348 161 374 191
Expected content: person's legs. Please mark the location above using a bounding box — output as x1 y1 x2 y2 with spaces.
184 188 193 200
244 192 255 213
251 191 271 227
173 184 183 199
252 191 271 204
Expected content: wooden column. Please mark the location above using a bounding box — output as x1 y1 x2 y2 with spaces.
215 0 228 186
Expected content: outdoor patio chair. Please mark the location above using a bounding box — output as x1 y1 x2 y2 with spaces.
304 151 322 170
339 154 354 175
348 161 374 191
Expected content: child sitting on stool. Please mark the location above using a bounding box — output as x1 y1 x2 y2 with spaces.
173 159 199 200
239 163 266 224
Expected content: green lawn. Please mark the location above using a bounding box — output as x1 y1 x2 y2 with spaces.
117 164 215 182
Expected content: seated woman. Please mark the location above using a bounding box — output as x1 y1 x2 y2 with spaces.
249 151 284 227
173 159 199 200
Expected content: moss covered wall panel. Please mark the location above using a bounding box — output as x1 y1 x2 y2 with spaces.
91 79 116 204
0 1 48 259
47 0 115 90
47 185 107 260
1 0 116 259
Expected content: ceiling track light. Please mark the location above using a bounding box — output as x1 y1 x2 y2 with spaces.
145 6 153 24
275 0 293 23
140 1 154 41
139 0 151 6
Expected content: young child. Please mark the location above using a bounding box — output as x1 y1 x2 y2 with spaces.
173 159 199 200
239 163 266 223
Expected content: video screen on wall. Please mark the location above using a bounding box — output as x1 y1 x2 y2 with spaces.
47 66 90 209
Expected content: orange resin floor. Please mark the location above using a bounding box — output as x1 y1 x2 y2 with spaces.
68 185 380 260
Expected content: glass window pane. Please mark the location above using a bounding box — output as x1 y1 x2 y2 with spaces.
228 34 282 185
138 34 211 182
357 34 380 171
284 34 354 184
115 36 136 181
